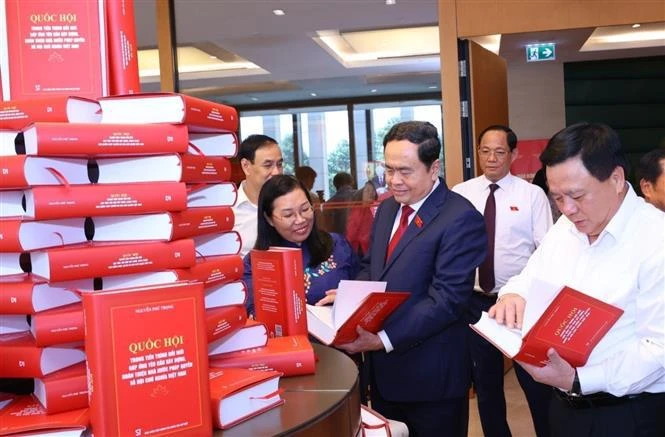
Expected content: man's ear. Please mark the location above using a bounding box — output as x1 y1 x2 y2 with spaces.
640 179 654 200
240 158 252 176
610 166 626 193
430 159 441 180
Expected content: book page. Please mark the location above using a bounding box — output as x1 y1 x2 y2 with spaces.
333 280 387 328
522 277 564 336
471 312 523 358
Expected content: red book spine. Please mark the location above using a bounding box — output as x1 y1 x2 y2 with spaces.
180 94 239 133
170 207 235 240
0 395 89 435
0 97 101 130
106 0 140 95
180 154 232 183
205 304 247 343
0 219 24 252
0 156 28 189
180 255 244 287
26 182 188 220
0 332 85 378
31 303 84 347
34 362 88 414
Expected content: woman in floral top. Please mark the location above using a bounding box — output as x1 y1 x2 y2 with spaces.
243 175 359 316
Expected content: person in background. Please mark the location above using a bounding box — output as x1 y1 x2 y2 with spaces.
490 122 665 437
232 134 284 258
323 172 356 234
242 175 359 316
453 125 554 437
346 181 378 257
295 166 320 203
337 121 487 436
532 166 562 221
636 148 665 212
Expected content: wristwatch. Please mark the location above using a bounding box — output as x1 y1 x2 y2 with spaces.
570 368 582 396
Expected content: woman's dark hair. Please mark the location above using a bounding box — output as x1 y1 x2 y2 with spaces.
540 122 628 181
255 175 333 267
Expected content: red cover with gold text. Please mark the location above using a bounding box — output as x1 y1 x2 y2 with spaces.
250 248 307 338
178 255 244 287
30 239 196 282
209 335 316 377
22 122 189 156
30 302 83 347
0 395 88 436
82 281 212 437
24 182 188 220
99 93 239 133
0 275 80 314
0 0 108 101
33 362 88 414
106 0 140 95
0 332 85 378
205 304 247 344
0 96 100 130
180 154 232 183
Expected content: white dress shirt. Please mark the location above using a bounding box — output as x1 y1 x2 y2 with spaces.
499 185 665 396
232 181 258 258
453 173 553 293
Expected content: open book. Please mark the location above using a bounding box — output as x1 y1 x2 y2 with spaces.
306 280 409 346
470 279 624 367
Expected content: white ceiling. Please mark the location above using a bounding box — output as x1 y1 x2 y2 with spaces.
133 0 665 107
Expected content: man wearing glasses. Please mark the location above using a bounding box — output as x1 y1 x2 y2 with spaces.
233 134 284 257
453 125 553 437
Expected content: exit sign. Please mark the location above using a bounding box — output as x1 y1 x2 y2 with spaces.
525 43 556 62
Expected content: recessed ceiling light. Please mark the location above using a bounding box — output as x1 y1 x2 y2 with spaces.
632 23 641 28
428 85 437 89
273 9 285 16
385 0 396 5
370 89 378 93
310 92 317 97
250 97 259 101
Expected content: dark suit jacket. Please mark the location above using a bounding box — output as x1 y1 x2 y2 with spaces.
356 179 486 402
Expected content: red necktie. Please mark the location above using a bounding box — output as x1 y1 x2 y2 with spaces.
386 205 414 260
479 184 499 292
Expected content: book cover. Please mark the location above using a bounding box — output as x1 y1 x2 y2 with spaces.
208 367 283 430
204 280 248 309
205 304 247 343
0 155 89 189
0 275 80 314
178 255 244 287
0 394 88 436
470 284 624 367
82 281 212 437
31 302 83 347
306 280 409 346
0 0 108 100
250 248 307 338
105 0 140 95
208 320 268 357
0 332 85 378
170 206 235 240
0 96 100 131
24 182 188 220
361 405 392 437
188 132 238 158
209 335 315 377
0 218 86 252
22 122 189 156
99 93 239 133
33 362 87 414
180 154 232 184
30 239 196 282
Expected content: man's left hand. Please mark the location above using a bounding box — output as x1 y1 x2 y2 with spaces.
518 348 576 391
336 326 384 354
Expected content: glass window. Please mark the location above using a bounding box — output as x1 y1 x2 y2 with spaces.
239 113 295 174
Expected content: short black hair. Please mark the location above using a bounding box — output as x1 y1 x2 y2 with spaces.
238 134 278 163
255 175 332 267
382 121 440 169
540 122 628 182
478 125 518 151
295 166 317 180
636 148 665 184
332 172 353 190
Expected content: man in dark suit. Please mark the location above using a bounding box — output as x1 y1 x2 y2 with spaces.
338 121 487 436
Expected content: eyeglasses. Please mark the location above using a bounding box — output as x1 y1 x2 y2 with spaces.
272 204 314 224
478 148 510 160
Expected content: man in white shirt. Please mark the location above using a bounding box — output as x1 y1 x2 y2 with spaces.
490 122 665 437
453 125 553 437
637 148 665 212
233 134 283 257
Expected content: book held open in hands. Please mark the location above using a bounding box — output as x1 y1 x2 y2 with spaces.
306 280 409 346
470 279 624 367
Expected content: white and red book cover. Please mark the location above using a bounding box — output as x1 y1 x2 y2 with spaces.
178 254 244 287
0 252 26 277
0 275 80 314
208 367 283 430
180 154 232 183
31 302 83 347
0 218 86 252
204 280 248 309
99 93 239 133
187 182 238 208
0 155 89 189
24 182 188 220
22 122 189 156
33 362 87 414
0 130 19 156
0 96 100 130
205 304 247 344
188 132 238 158
105 0 140 95
208 320 268 357
0 332 85 378
0 191 24 218
66 270 185 294
0 394 88 436
209 335 316 377
0 0 108 101
194 232 242 258
170 206 235 240
0 314 29 335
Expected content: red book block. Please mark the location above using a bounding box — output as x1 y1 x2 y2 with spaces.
208 320 268 357
170 207 235 240
188 132 238 158
0 332 85 378
0 395 88 436
106 0 140 95
0 96 101 131
0 218 86 252
179 255 244 287
205 280 248 309
33 362 88 414
0 275 80 315
187 183 238 208
31 303 84 347
205 304 247 343
180 154 232 183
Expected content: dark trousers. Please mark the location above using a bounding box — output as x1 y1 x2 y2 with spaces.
549 391 665 437
514 362 552 437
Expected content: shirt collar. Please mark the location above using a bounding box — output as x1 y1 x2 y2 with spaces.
236 181 256 207
481 172 514 191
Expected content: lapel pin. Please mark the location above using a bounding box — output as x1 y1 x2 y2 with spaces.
414 215 423 228
510 206 519 211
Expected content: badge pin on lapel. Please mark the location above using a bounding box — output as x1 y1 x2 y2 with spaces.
414 215 423 228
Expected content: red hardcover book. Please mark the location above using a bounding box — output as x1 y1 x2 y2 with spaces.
0 155 89 189
69 270 184 294
250 248 307 338
209 335 316 377
106 0 140 95
170 206 235 240
24 182 188 220
205 304 247 343
195 232 242 257
187 182 238 208
0 218 86 252
0 96 101 131
30 239 196 282
0 275 80 314
33 362 87 414
205 280 248 309
178 255 244 287
99 93 239 133
0 395 88 436
0 252 24 276
470 284 624 367
189 132 238 158
22 122 188 156
82 281 212 437
208 367 284 430
0 332 85 378
180 154 232 183
0 0 108 101
306 280 409 346
31 303 83 347
208 320 268 357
